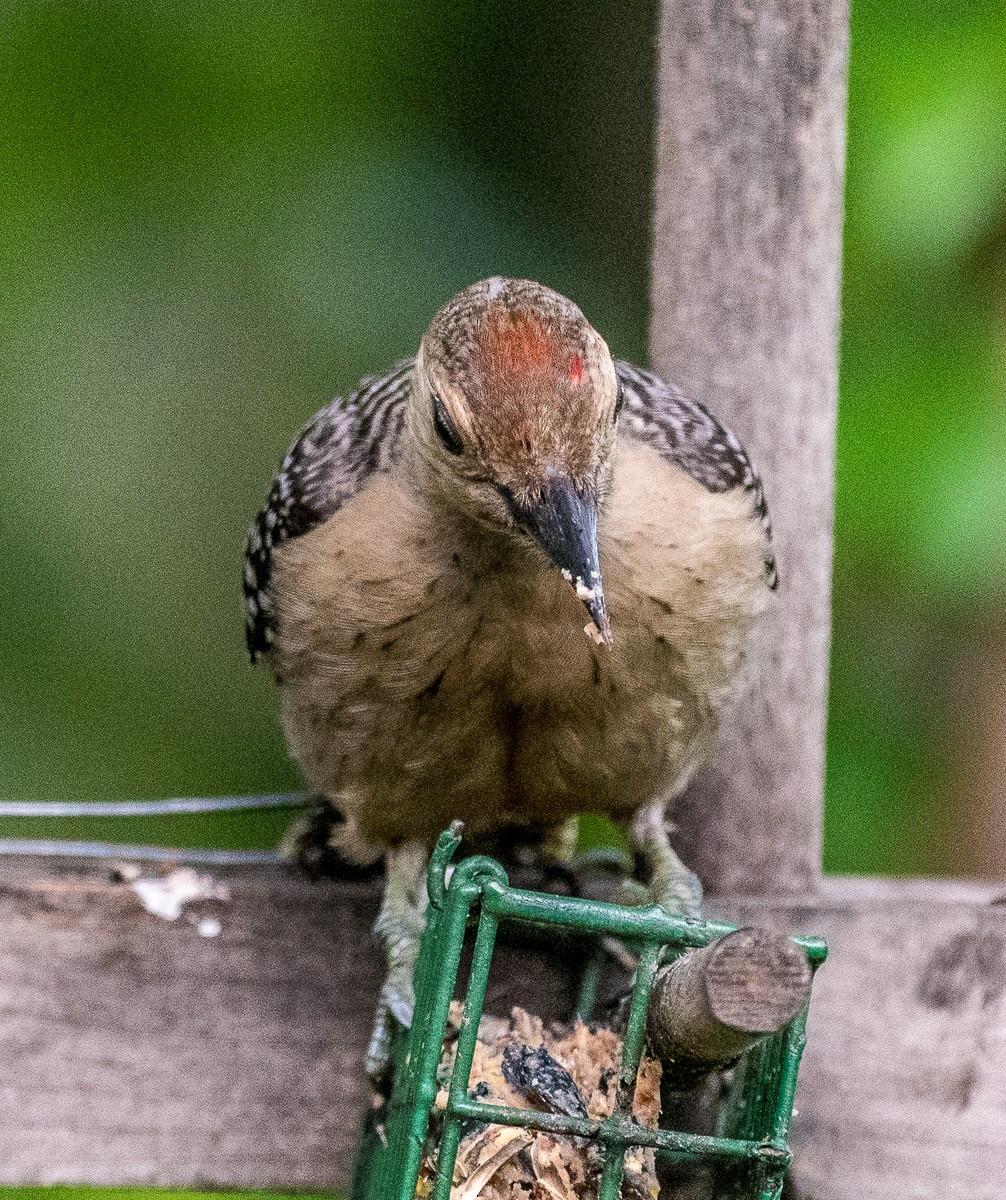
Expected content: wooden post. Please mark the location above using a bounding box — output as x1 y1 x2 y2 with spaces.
650 0 849 895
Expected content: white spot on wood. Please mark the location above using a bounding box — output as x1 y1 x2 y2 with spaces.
131 868 230 922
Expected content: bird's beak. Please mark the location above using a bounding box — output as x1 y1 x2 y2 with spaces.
517 478 612 646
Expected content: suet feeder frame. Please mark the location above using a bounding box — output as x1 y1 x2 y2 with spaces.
352 825 826 1200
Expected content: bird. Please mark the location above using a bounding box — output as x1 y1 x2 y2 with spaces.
243 276 776 1076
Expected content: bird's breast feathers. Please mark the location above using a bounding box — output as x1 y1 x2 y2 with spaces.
269 436 770 849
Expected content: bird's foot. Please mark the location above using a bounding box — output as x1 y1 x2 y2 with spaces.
367 839 429 1085
280 795 382 881
629 802 704 921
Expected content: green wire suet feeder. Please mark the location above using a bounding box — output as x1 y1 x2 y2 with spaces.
352 825 826 1200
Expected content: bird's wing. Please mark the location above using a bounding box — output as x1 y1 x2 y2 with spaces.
243 358 415 660
614 358 778 589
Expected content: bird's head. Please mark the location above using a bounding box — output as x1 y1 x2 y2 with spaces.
413 277 621 644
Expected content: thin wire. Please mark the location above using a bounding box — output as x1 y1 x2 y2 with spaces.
0 838 282 864
0 792 305 817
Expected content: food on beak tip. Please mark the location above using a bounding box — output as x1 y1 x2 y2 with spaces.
584 620 606 646
560 566 598 601
559 566 610 644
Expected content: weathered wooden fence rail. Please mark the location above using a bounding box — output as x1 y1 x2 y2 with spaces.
1 857 1002 1199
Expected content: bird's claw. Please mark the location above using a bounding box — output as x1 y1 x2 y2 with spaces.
366 970 416 1085
629 802 705 922
383 965 416 1029
647 866 704 921
366 1001 395 1086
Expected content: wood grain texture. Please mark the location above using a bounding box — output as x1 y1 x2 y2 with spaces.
0 861 1003 1196
0 857 572 1190
0 860 382 1188
647 927 812 1089
711 880 1006 1200
651 0 849 894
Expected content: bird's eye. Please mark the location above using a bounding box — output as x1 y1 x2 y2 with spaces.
614 379 625 420
432 392 464 455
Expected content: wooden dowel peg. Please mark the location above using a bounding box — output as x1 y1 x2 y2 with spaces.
646 926 812 1089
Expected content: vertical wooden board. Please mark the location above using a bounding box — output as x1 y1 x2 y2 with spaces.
651 0 849 894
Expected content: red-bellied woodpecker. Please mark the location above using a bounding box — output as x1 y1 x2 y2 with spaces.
244 277 776 1075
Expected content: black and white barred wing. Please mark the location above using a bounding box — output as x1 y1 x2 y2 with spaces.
244 359 415 660
614 359 778 589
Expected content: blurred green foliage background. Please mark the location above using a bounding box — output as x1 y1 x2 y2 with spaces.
2 0 1004 879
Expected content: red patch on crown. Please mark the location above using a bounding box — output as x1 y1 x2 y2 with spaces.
478 309 561 378
465 304 594 486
